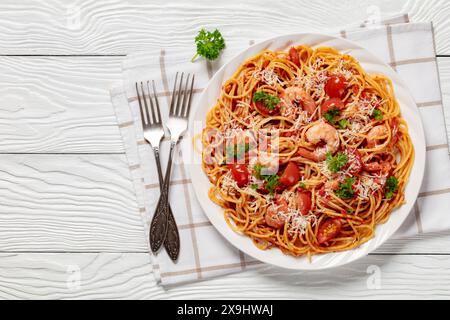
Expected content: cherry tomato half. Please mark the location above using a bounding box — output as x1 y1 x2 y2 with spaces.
321 97 345 113
288 47 300 67
265 197 289 229
279 162 301 187
254 100 279 116
317 218 342 244
296 191 312 215
229 164 249 187
324 75 347 98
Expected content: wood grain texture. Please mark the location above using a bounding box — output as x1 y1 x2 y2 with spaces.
1 253 450 299
0 154 147 252
0 0 448 55
169 254 450 299
0 253 154 299
0 56 124 153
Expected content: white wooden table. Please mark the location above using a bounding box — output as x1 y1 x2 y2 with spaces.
0 0 449 299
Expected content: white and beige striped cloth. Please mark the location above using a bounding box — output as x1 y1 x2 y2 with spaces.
110 14 449 286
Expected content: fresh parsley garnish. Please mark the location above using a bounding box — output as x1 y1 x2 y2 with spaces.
250 184 259 190
385 176 398 199
372 109 383 121
191 28 226 62
335 177 356 199
326 152 348 173
252 91 281 110
225 143 250 161
264 175 280 195
323 108 340 125
253 164 263 179
253 164 280 195
299 182 306 189
338 118 349 129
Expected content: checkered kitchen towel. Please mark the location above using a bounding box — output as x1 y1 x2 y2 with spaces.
110 13 449 286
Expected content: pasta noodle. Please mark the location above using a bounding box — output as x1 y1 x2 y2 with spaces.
200 45 414 259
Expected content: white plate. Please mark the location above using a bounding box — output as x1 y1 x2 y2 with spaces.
188 33 426 270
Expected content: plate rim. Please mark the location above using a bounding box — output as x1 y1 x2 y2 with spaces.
188 32 426 270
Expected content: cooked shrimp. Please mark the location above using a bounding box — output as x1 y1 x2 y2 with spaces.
282 86 316 115
265 198 289 229
324 180 339 191
297 121 340 161
366 125 388 148
364 161 392 173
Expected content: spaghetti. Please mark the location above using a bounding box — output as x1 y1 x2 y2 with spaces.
200 45 414 259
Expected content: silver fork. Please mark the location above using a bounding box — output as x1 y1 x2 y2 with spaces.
151 72 194 252
135 80 180 261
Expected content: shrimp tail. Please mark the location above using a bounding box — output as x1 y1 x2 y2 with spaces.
297 147 321 162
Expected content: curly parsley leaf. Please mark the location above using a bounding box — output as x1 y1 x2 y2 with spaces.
338 118 349 129
252 164 279 195
264 174 280 195
326 152 348 173
252 91 281 110
385 176 398 199
372 109 383 121
225 143 250 161
335 177 356 199
191 29 226 62
323 108 340 125
253 164 263 179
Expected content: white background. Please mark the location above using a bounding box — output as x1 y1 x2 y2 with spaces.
0 0 449 299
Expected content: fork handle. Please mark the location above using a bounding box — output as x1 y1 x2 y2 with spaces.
153 147 180 261
162 141 176 191
149 141 176 253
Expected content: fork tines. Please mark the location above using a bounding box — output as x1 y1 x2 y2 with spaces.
169 72 195 118
135 80 163 127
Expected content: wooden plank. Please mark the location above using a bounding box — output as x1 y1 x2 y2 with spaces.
0 56 124 153
0 0 448 55
0 154 147 252
1 253 450 299
376 232 450 254
0 253 154 299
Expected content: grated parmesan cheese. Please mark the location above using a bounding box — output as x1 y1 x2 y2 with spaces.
354 173 386 200
252 69 283 86
221 172 239 195
302 71 328 98
335 59 354 80
286 209 317 236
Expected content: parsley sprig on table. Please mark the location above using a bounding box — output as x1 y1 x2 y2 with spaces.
252 91 281 110
326 152 348 173
191 29 226 62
